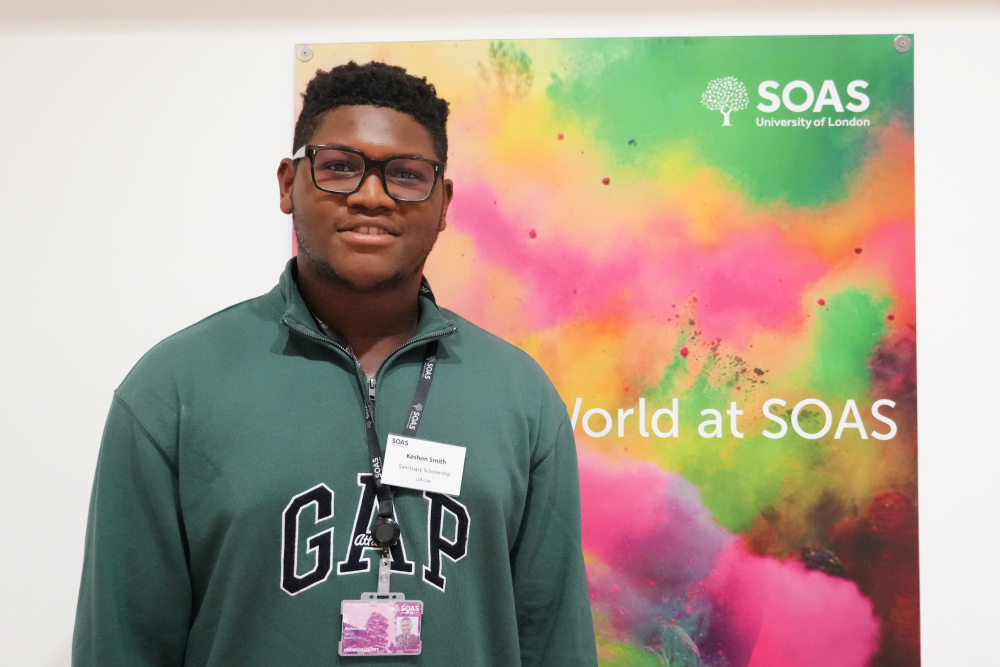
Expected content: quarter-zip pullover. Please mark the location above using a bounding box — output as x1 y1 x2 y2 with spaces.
73 258 597 667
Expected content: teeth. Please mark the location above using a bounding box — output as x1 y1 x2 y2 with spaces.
353 226 387 235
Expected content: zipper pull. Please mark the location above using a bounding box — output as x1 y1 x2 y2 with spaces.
368 376 377 403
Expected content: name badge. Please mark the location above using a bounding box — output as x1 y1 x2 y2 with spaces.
340 599 423 656
380 434 466 496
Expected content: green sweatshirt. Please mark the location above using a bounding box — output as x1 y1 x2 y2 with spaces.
73 259 597 667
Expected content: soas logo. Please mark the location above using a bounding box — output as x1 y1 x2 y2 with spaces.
701 76 749 127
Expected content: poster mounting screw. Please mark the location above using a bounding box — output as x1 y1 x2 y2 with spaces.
893 35 912 53
297 45 314 62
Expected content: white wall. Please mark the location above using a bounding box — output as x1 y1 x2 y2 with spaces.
1 3 997 665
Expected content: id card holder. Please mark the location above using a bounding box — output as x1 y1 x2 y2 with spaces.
339 553 424 656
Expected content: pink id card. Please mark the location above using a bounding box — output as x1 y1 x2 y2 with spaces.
339 599 423 656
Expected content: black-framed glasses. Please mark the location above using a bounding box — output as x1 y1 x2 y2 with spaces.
291 145 445 203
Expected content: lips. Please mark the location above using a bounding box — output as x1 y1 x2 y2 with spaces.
339 222 398 236
352 226 393 235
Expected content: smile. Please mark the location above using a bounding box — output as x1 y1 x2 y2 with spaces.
344 225 390 236
340 224 398 236
336 223 400 247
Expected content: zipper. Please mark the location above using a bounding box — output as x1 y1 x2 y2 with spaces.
282 317 353 356
362 329 456 417
362 329 454 418
368 329 454 385
283 316 456 435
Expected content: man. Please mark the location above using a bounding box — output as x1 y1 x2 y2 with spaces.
73 61 597 666
394 617 419 650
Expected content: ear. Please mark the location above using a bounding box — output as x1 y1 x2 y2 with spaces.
438 178 454 232
278 158 298 215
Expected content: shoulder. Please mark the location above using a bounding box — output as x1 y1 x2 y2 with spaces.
113 290 283 436
121 291 280 388
442 308 547 378
438 308 569 419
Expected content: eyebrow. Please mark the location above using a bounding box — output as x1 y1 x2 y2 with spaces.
313 143 429 160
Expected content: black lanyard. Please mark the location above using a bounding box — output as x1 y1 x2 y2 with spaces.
357 341 439 548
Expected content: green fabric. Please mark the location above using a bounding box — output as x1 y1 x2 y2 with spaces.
73 259 597 667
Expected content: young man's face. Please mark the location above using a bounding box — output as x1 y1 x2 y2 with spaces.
278 105 453 292
400 620 411 636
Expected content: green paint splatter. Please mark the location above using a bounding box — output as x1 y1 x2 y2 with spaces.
547 35 913 206
698 433 822 533
638 328 827 532
482 40 534 98
598 641 663 667
633 288 890 531
811 288 890 398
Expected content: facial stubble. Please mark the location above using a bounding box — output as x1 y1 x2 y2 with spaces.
291 208 444 294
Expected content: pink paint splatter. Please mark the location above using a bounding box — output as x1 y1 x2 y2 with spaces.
447 184 643 327
680 346 689 357
578 456 880 666
579 456 732 633
707 540 880 667
860 221 916 298
528 229 537 239
579 457 730 578
818 299 826 306
668 228 826 344
602 177 611 185
447 183 827 342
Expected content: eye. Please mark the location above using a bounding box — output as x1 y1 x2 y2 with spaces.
386 161 434 184
313 150 364 178
320 160 358 174
392 169 421 181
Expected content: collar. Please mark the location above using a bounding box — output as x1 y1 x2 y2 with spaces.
275 258 456 347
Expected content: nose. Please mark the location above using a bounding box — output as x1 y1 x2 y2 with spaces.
346 170 395 210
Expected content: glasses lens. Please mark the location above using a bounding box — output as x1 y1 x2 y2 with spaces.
312 150 366 193
384 159 436 201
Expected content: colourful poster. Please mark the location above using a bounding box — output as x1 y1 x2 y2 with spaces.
295 35 916 667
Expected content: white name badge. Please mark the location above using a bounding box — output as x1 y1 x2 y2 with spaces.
380 434 466 496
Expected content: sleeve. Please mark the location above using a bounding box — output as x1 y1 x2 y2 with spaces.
72 393 192 667
510 413 598 667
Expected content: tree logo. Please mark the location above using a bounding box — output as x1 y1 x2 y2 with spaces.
700 76 749 126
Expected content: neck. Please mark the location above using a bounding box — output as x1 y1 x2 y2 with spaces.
295 260 421 375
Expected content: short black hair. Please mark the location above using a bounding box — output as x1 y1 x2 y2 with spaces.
293 61 450 162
